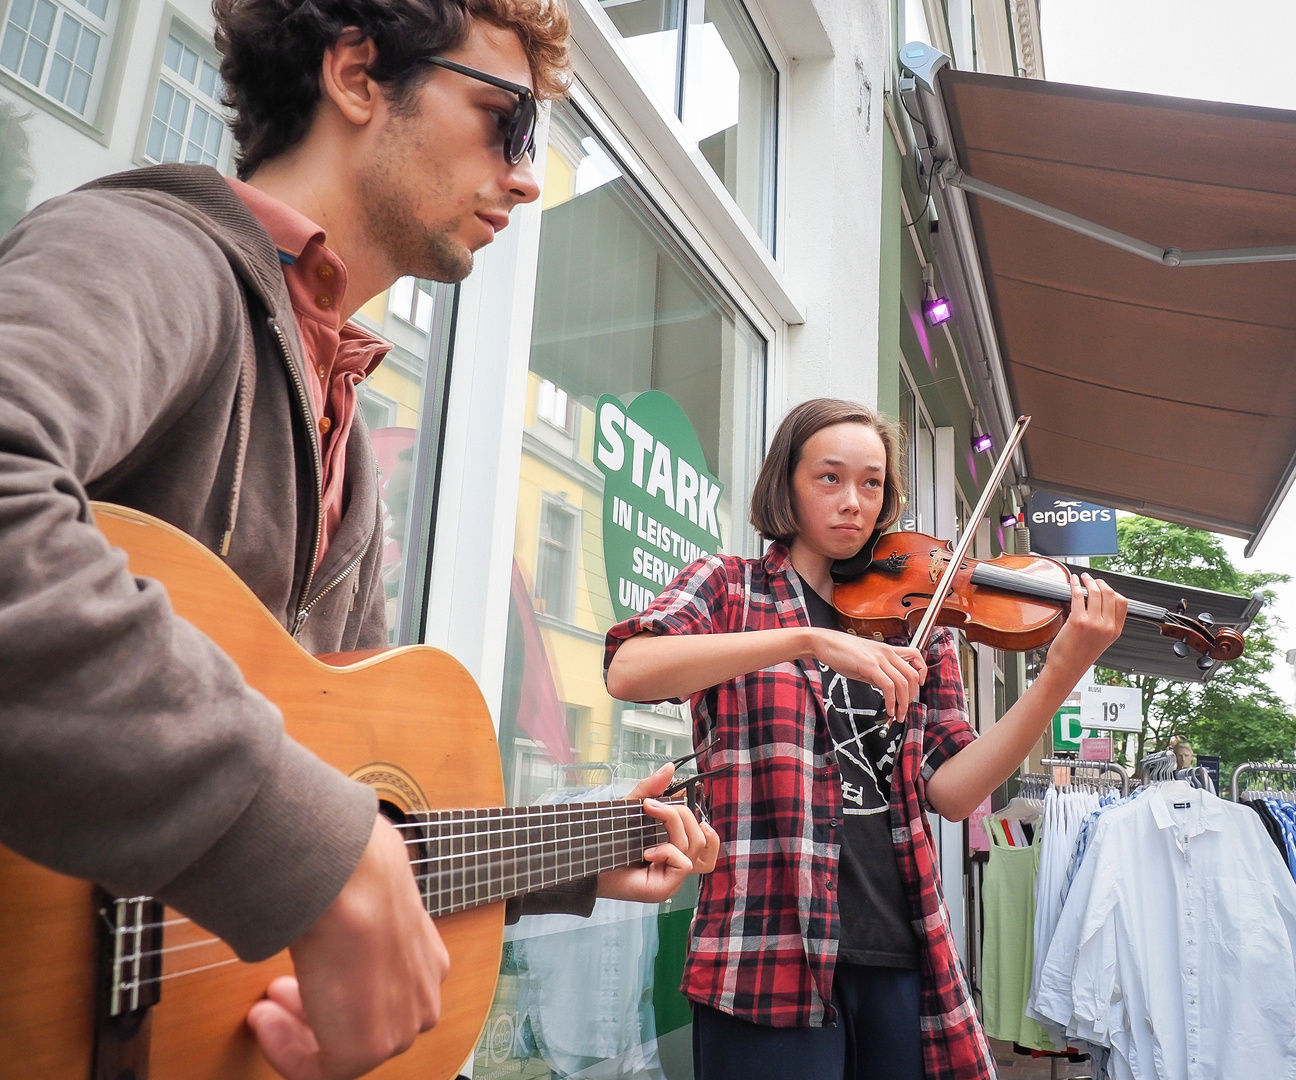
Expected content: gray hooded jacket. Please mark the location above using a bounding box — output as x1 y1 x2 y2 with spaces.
0 164 390 960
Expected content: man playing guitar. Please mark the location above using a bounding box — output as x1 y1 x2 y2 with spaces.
0 1 717 1077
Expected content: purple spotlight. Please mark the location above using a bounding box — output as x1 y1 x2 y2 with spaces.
923 297 953 326
1001 513 1019 529
972 432 993 454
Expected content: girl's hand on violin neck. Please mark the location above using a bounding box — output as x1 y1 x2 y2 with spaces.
1044 573 1128 684
811 629 928 723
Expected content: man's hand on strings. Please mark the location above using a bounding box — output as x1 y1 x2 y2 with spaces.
597 762 720 904
246 814 449 1080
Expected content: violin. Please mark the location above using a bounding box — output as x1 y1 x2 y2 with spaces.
830 531 1245 669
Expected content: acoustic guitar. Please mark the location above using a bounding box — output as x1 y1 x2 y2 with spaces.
0 504 674 1080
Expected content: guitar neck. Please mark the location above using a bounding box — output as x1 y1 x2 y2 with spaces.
406 800 669 917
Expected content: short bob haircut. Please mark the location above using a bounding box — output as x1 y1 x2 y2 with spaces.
750 398 907 547
215 0 571 179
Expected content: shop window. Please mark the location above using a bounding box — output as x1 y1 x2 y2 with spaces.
351 278 456 644
488 98 765 1074
0 0 118 121
897 366 935 534
139 26 228 169
599 0 777 248
534 497 578 621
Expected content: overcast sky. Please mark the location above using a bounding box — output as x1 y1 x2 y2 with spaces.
1041 0 1296 704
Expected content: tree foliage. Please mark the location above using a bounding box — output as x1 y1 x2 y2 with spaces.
1092 516 1296 785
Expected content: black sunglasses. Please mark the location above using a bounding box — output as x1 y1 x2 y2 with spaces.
426 56 537 166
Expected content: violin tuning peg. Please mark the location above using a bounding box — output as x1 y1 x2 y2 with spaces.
1173 641 1190 659
1198 613 1214 627
1196 656 1216 671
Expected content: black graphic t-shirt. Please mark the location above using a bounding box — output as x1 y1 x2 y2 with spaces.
802 586 920 968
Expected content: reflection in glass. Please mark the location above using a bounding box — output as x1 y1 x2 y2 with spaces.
682 0 777 245
599 0 683 114
600 0 777 248
0 97 34 236
352 278 453 645
484 99 764 1078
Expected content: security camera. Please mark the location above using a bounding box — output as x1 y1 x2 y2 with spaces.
898 41 950 96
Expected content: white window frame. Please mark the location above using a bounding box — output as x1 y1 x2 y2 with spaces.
357 383 400 431
0 0 125 136
534 495 580 623
133 7 234 173
388 275 438 334
569 0 801 325
534 377 575 435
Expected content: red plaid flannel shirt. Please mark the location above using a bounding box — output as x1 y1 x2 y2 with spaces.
605 544 996 1080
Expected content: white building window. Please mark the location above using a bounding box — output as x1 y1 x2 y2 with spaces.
0 0 117 119
142 29 227 168
388 275 436 333
599 0 777 248
535 498 578 621
535 378 573 433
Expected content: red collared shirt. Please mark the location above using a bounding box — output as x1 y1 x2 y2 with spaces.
605 544 995 1080
227 178 389 568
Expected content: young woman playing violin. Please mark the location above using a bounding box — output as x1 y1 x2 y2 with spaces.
604 398 1127 1080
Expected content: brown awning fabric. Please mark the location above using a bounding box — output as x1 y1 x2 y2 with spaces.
936 71 1296 550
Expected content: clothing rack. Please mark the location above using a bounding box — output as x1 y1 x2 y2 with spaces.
1231 761 1296 802
1139 749 1178 784
1040 756 1130 798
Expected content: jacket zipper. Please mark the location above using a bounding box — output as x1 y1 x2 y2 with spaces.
292 531 373 636
267 319 325 638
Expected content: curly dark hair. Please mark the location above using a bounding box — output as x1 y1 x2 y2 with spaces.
214 0 570 178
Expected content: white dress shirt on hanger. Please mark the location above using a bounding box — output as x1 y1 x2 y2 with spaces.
1033 781 1296 1080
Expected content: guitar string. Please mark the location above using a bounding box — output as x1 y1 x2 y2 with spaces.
110 823 660 972
118 830 657 988
109 806 659 935
104 810 664 963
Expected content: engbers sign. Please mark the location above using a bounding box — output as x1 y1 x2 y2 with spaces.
1026 489 1118 557
594 392 723 621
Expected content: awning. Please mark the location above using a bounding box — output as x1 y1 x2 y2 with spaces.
1061 564 1263 684
899 46 1296 555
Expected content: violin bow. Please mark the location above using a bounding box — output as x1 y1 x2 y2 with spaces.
908 415 1032 653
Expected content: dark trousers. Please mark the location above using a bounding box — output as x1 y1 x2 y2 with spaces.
692 964 923 1080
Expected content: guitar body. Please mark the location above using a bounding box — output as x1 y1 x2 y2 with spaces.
0 504 506 1080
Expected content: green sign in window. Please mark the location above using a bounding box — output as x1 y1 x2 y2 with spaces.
595 391 724 621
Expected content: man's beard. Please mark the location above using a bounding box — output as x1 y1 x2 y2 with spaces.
358 138 475 284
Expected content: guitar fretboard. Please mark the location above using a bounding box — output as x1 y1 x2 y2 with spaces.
402 801 669 917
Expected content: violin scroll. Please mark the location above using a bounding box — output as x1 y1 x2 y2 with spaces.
1159 616 1245 668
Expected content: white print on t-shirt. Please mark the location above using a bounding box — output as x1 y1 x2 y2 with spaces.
818 660 904 815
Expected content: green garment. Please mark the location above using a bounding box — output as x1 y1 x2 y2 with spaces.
980 819 1062 1051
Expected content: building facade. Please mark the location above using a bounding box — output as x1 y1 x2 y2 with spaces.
0 0 1049 1072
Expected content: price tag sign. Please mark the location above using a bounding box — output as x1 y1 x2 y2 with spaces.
1079 684 1142 733
1081 736 1113 762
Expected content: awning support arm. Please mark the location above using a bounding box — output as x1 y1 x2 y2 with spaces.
944 167 1296 267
